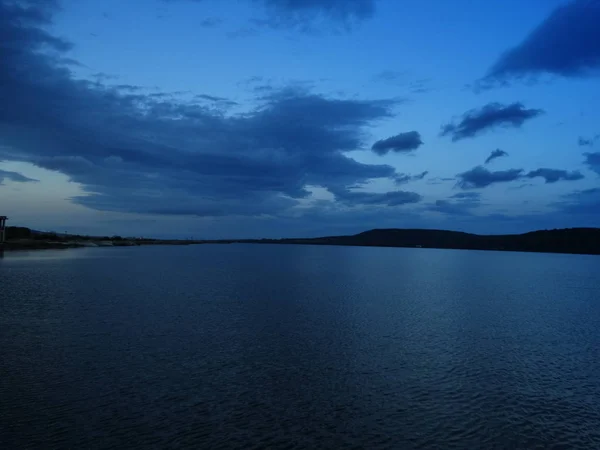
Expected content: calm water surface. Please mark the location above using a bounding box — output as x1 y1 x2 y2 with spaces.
1 244 600 449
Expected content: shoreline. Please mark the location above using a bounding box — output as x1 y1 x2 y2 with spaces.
2 237 600 257
2 227 599 256
0 238 204 251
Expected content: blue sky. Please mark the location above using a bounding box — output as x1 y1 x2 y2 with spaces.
1 0 599 238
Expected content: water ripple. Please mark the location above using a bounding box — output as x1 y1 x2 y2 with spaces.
1 245 600 449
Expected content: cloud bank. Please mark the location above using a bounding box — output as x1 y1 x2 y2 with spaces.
0 0 412 219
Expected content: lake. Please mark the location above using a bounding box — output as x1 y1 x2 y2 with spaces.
1 244 600 449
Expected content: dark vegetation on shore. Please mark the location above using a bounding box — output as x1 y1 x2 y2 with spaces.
2 227 203 250
255 228 600 256
3 226 600 255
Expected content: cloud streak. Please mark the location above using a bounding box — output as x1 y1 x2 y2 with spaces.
458 165 584 189
394 171 428 185
0 169 38 185
441 103 543 141
330 187 422 207
485 149 508 164
166 0 378 28
260 0 377 22
526 168 584 183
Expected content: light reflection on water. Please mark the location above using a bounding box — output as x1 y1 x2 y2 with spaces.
0 246 128 262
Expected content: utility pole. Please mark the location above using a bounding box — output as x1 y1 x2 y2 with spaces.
0 216 7 244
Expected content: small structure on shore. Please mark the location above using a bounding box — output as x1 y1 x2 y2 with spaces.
0 216 7 243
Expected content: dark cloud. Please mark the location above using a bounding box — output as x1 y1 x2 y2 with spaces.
372 131 423 155
526 168 584 183
165 0 377 28
485 149 508 164
0 0 404 218
195 94 226 101
509 183 535 190
394 174 411 184
450 192 480 200
0 169 38 185
330 187 422 207
585 152 600 175
484 0 600 83
579 134 600 147
0 0 69 51
457 166 523 189
440 103 543 141
394 171 428 185
429 192 481 216
193 94 239 109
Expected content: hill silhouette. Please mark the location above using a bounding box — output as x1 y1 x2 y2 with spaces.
4 226 600 255
259 228 600 255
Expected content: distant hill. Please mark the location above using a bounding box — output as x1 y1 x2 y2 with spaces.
5 226 600 255
261 228 600 255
